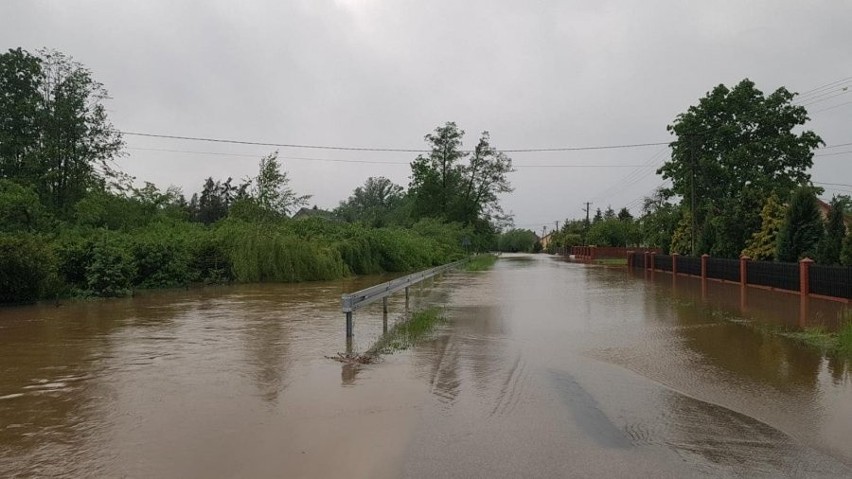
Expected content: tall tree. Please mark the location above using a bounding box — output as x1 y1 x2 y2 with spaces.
409 123 513 231
817 197 846 265
776 187 824 262
409 122 467 219
455 132 513 226
659 79 823 257
335 176 404 226
0 48 42 183
0 48 124 214
741 193 785 261
252 151 310 216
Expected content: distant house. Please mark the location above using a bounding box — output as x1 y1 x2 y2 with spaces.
292 206 337 221
539 232 554 249
816 199 852 229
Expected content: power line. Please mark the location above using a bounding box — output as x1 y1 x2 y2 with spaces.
814 181 852 189
128 146 659 168
811 100 852 114
122 130 670 154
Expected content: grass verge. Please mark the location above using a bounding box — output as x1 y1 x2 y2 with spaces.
465 254 498 271
780 314 852 356
369 307 447 355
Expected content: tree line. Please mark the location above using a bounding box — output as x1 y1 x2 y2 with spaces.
0 48 515 304
542 79 851 265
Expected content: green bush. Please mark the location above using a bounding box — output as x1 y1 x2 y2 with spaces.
85 239 135 297
0 234 56 304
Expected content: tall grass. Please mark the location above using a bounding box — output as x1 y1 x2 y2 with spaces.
465 254 497 271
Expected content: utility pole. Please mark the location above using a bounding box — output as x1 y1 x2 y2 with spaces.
555 220 559 233
583 202 591 244
689 136 697 256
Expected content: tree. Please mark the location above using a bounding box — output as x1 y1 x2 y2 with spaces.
335 176 404 226
587 217 638 247
639 187 679 253
659 79 823 257
777 187 824 262
196 177 227 224
496 228 537 252
455 132 513 226
252 151 310 216
617 207 633 222
0 48 124 215
742 193 785 261
592 208 603 224
0 179 47 232
409 122 466 219
409 123 513 230
0 48 42 183
817 197 846 265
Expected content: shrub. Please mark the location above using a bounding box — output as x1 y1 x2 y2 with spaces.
0 234 56 304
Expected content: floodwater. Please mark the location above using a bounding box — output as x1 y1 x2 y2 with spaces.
1 254 851 478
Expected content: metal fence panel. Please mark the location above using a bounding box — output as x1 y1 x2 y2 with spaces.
706 257 740 282
810 264 852 299
678 256 701 276
655 255 673 272
746 260 800 292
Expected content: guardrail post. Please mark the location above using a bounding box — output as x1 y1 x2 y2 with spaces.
383 296 388 314
345 311 353 338
405 286 410 309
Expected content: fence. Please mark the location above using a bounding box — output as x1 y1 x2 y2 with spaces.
570 246 660 262
627 251 852 303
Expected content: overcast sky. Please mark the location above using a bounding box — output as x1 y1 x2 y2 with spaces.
2 0 851 231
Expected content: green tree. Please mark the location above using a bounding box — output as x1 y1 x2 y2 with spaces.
617 207 633 222
659 79 823 257
335 176 405 226
816 197 846 265
669 209 693 255
777 187 824 262
409 123 513 229
742 193 785 260
0 179 47 232
252 151 310 216
410 122 466 219
0 48 42 183
639 187 679 254
496 228 537 252
587 217 638 247
0 48 124 215
842 233 852 266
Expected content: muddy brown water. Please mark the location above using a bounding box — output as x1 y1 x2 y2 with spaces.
1 254 851 478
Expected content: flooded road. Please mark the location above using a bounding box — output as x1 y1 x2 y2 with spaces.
1 254 851 477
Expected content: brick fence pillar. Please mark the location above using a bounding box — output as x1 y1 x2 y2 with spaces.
590 246 596 262
672 253 679 276
627 251 634 269
701 254 709 280
799 258 813 299
739 255 749 287
649 252 656 272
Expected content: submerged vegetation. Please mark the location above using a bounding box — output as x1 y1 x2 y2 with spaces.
0 48 519 305
465 254 498 271
782 316 852 357
369 307 447 355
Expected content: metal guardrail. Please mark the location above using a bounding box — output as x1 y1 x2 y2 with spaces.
341 258 468 337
